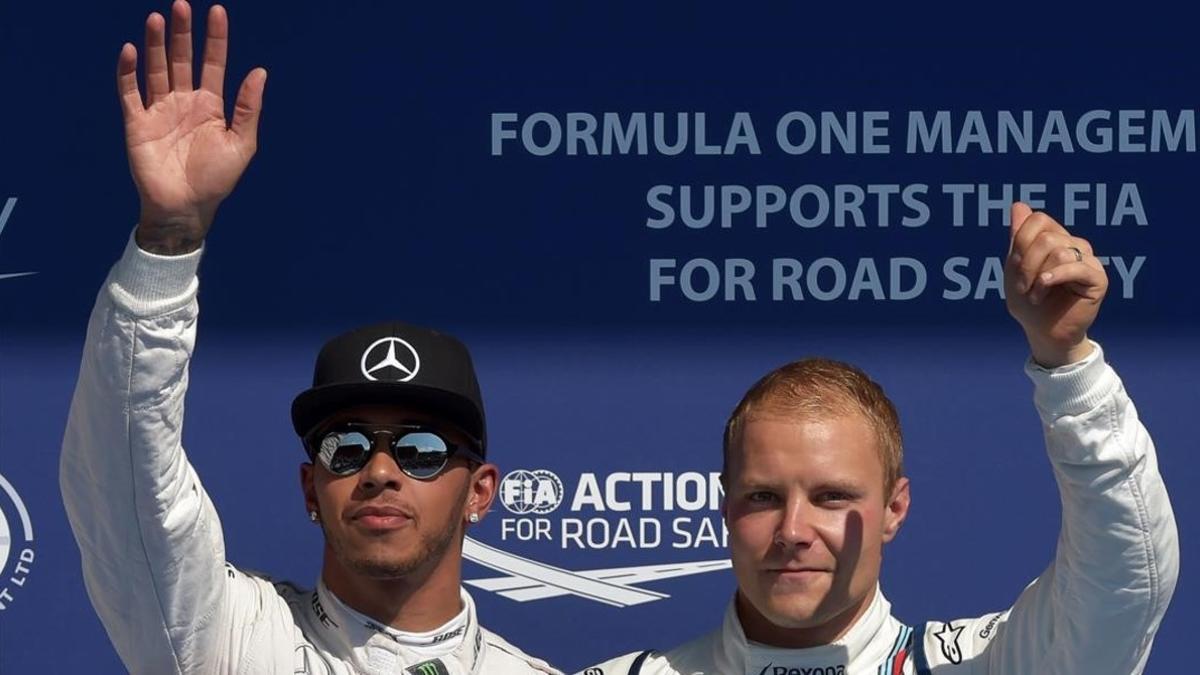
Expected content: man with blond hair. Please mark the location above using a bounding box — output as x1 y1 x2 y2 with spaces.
586 203 1179 674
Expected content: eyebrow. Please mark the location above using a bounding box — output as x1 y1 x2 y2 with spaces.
813 480 866 495
736 477 865 495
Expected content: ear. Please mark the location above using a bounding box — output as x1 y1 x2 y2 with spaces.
465 463 499 523
300 462 317 514
881 476 910 544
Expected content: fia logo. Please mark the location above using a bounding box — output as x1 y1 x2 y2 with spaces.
0 198 35 281
499 469 564 515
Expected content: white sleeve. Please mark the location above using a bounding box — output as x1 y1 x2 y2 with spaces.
918 343 1180 674
59 233 262 674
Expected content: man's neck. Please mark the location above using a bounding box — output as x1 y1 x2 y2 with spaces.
736 586 877 649
321 549 464 633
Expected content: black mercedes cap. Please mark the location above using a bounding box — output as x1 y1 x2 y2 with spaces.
291 321 487 456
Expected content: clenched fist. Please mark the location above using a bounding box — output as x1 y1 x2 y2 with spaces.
1005 202 1109 368
118 1 266 254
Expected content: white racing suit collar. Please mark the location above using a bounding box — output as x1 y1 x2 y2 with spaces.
309 580 487 675
722 586 912 675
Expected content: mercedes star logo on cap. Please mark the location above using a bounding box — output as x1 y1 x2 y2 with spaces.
292 320 486 454
360 337 421 382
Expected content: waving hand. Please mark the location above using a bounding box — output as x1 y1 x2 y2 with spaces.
118 1 266 254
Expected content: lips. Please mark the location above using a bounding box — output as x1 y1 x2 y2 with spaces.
769 568 830 576
350 504 414 529
766 563 833 581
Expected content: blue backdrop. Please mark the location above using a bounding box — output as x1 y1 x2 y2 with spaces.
0 2 1196 673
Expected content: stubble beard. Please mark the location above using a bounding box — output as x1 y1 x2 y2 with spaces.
327 499 466 580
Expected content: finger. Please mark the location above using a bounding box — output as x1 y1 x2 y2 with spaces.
1017 229 1074 293
168 0 194 92
1029 261 1108 304
1008 211 1060 290
230 68 267 153
1010 211 1067 266
1070 235 1094 257
1010 201 1034 240
144 12 170 105
199 5 228 97
1007 201 1035 264
117 43 144 119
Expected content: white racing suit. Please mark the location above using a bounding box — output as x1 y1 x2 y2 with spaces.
585 341 1178 675
60 236 561 675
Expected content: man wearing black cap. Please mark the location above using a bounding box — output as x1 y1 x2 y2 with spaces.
60 3 560 674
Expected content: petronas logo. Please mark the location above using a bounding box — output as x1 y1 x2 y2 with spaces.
406 660 449 675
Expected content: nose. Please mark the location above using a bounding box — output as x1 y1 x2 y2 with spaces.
775 496 818 549
357 435 404 492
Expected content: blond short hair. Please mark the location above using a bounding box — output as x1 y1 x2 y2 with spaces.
722 357 904 492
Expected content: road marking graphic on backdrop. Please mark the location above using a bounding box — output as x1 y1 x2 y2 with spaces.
463 469 731 607
0 198 36 281
0 472 36 611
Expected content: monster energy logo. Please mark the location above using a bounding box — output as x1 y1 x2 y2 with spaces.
406 660 449 675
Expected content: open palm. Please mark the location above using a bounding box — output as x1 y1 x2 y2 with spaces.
118 1 265 253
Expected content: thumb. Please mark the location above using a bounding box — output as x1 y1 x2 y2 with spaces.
1010 201 1033 239
231 67 267 153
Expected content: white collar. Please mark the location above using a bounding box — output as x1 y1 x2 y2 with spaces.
721 586 912 674
311 581 487 674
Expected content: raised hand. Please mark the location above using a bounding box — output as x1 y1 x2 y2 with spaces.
117 1 266 254
1005 202 1109 367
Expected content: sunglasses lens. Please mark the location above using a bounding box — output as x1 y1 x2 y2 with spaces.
319 431 373 476
394 431 451 479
